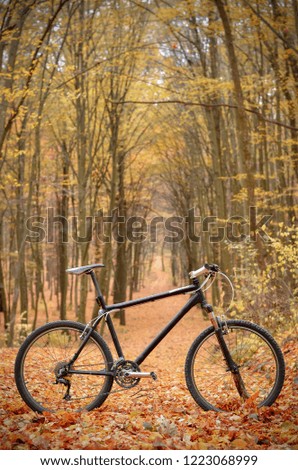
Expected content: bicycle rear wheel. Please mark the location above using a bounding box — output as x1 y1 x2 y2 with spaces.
15 321 114 412
185 320 285 412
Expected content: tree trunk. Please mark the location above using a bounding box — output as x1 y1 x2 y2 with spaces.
76 0 88 323
113 151 127 325
58 149 69 320
16 117 29 328
215 0 255 214
0 214 8 327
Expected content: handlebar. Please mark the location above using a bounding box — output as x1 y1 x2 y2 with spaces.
189 263 219 279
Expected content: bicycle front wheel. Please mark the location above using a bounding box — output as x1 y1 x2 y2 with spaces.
15 321 114 413
185 320 285 412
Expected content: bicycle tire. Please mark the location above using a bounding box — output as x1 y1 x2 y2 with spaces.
185 319 285 412
15 320 114 413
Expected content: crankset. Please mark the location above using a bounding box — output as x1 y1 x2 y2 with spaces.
113 360 157 389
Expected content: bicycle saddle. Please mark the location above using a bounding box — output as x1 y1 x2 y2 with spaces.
66 263 105 275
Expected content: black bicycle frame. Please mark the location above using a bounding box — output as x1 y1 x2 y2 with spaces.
88 271 209 366
67 270 248 398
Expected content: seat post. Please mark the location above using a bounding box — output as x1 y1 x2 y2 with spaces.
89 270 106 310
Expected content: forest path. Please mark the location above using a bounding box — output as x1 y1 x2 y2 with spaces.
0 257 297 450
100 254 207 376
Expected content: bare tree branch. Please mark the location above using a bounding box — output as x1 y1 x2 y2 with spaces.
109 99 298 132
0 0 70 154
242 0 298 55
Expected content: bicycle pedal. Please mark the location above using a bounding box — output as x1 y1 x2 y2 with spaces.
126 370 157 380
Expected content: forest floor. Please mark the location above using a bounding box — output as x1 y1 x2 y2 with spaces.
0 258 297 450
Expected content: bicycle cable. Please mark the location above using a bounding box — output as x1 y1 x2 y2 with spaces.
218 270 235 313
200 270 235 314
200 273 216 292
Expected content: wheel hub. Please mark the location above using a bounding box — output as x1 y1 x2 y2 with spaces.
54 361 69 379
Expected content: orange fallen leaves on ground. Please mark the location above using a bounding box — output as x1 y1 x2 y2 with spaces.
0 271 297 450
0 335 297 450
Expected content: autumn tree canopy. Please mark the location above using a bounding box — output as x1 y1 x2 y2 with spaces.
0 0 297 343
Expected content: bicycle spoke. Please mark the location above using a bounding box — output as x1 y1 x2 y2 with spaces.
15 322 113 412
185 320 284 411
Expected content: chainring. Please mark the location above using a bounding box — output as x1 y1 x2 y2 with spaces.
114 360 141 389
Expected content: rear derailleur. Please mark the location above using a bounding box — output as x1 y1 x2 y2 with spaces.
54 361 71 401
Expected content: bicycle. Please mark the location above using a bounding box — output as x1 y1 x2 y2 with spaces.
15 262 285 413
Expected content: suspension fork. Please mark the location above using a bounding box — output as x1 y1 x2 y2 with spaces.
198 290 250 400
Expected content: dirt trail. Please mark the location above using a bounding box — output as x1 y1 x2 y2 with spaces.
1 257 297 450
101 255 207 375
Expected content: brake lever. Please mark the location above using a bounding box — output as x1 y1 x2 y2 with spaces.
209 263 219 273
205 271 216 279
